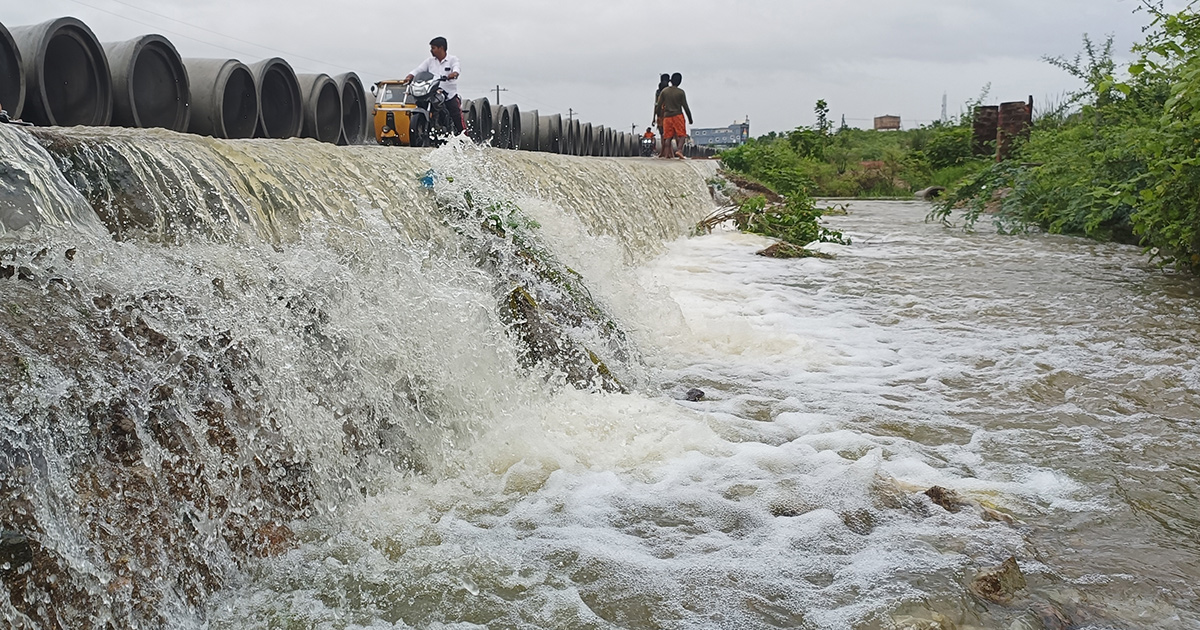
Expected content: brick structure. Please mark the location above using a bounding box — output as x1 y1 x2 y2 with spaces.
972 106 999 157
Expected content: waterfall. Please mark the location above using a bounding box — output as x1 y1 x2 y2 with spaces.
0 124 716 629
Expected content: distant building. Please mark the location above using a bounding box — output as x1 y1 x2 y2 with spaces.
692 119 751 147
874 115 901 131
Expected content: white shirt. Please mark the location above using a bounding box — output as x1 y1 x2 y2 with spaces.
409 54 460 99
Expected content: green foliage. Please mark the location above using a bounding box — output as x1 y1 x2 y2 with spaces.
722 99 988 199
932 3 1200 271
733 194 850 247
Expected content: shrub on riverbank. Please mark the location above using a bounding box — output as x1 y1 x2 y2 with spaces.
720 101 989 199
930 6 1200 272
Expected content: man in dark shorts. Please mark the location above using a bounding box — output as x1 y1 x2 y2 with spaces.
654 73 693 159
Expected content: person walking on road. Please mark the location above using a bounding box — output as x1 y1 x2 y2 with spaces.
655 72 693 159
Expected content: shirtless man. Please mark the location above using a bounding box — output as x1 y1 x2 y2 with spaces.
654 73 693 159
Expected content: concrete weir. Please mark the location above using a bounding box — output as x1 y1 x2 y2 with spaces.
250 57 302 139
296 73 341 143
103 35 189 131
334 72 367 145
0 22 24 120
182 58 258 139
10 17 112 127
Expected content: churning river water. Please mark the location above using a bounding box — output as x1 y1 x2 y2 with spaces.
205 201 1200 629
1 126 1198 629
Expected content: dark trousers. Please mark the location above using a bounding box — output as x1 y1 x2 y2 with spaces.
445 95 466 136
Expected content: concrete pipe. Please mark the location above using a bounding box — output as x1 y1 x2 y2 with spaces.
490 103 510 149
519 109 539 151
569 119 582 155
581 122 593 157
560 117 574 155
505 104 520 151
249 58 301 139
468 96 492 144
462 98 475 139
182 58 257 138
10 17 112 127
537 113 561 153
333 72 366 145
591 125 604 156
102 35 188 131
0 22 25 120
607 129 617 157
296 73 341 143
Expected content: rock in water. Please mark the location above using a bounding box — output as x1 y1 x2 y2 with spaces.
969 556 1027 604
685 388 705 402
0 530 33 573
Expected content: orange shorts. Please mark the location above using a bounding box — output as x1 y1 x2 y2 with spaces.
663 114 687 139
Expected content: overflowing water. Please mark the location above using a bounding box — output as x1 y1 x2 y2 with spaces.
1 125 1198 629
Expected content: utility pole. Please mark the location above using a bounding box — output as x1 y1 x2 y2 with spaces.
493 84 508 104
568 108 577 121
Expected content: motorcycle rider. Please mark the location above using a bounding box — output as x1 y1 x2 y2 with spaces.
405 37 466 137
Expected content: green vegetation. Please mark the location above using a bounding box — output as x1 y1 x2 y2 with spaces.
929 2 1200 271
720 99 990 199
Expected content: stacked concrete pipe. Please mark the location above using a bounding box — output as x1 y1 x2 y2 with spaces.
11 17 112 127
505 104 520 150
296 73 341 143
0 22 25 120
519 109 539 151
538 113 561 153
591 125 604 156
560 117 574 155
581 123 593 157
183 59 258 139
103 35 189 131
333 72 366 145
490 103 510 149
472 97 492 144
569 119 582 156
249 58 301 139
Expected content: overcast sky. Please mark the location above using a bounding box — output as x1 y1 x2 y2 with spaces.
4 0 1186 135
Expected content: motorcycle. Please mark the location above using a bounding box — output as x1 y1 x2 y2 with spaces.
400 71 457 147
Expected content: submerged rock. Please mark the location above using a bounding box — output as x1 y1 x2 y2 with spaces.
969 556 1027 604
756 242 835 259
0 530 32 573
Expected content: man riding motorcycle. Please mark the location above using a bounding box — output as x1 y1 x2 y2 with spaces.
405 36 466 137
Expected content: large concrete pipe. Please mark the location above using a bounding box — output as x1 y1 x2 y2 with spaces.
333 72 366 145
249 58 301 139
296 73 341 143
569 119 582 156
505 104 520 151
519 109 539 151
591 125 605 156
182 58 258 139
560 117 574 155
581 122 593 157
0 22 25 120
537 113 560 153
103 35 188 131
467 96 492 144
490 103 510 149
10 17 112 127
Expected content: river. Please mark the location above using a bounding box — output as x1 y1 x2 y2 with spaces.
1 126 1198 629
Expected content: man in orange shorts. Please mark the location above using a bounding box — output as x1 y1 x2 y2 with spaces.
655 73 694 159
